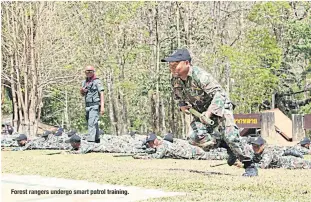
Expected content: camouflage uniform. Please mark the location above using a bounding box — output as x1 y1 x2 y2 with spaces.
136 139 228 160
1 133 20 147
288 144 311 155
67 141 102 154
255 146 311 169
40 134 70 150
278 156 311 169
172 66 251 162
66 136 150 154
20 137 47 150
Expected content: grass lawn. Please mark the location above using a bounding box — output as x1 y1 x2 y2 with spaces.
2 150 311 202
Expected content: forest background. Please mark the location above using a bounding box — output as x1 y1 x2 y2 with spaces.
1 1 311 138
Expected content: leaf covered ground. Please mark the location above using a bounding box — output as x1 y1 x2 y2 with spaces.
2 150 311 202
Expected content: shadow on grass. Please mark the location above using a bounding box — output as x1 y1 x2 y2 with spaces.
167 168 235 176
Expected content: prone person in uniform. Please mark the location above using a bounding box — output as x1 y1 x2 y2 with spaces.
251 137 311 169
133 133 228 160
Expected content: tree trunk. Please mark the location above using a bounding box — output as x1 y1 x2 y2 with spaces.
170 92 176 134
28 3 38 137
107 70 118 136
161 96 166 133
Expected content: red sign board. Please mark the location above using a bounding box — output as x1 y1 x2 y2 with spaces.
234 114 261 128
304 114 311 129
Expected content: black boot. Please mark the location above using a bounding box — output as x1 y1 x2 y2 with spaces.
242 161 258 177
219 141 237 166
226 147 238 166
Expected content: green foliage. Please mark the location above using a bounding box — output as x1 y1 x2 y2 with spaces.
247 28 282 70
216 39 280 113
3 1 311 136
248 2 291 25
1 93 12 115
299 103 311 114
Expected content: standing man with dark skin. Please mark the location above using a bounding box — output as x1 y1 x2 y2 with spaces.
80 66 105 143
161 49 257 176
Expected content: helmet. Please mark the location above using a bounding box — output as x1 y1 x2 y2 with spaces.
85 66 95 71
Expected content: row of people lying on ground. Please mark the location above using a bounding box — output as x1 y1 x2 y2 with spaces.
67 133 311 170
3 127 311 156
2 128 311 169
1 129 229 160
135 134 311 169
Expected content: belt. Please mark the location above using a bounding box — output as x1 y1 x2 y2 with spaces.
86 102 100 107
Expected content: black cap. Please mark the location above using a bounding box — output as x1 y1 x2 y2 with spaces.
16 134 27 141
42 130 52 137
251 137 266 146
67 130 76 137
161 49 191 62
65 135 81 143
164 133 174 143
146 133 157 143
300 137 311 145
54 127 63 136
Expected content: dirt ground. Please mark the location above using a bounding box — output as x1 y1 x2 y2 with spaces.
2 150 311 202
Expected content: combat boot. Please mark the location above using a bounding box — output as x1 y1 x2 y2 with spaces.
227 148 237 166
242 161 258 177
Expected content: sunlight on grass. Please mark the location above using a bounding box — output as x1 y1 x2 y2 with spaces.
2 150 311 202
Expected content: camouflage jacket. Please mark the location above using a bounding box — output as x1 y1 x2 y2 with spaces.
1 134 20 147
66 137 152 154
254 146 284 168
20 138 47 150
287 144 311 155
141 139 228 160
67 141 98 154
255 146 305 169
9 140 34 151
171 66 232 117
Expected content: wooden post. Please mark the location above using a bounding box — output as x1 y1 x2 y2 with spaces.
292 114 305 141
271 93 275 109
261 112 275 138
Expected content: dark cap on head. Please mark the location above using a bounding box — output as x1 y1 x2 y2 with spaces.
251 136 266 146
146 133 157 143
161 49 191 62
16 134 27 141
67 130 76 137
54 127 63 136
65 135 81 143
164 133 174 143
42 130 52 137
300 137 311 145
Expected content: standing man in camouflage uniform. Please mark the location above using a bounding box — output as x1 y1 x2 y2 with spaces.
161 48 257 176
80 66 105 143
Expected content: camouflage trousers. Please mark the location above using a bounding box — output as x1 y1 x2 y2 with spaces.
188 108 252 162
278 156 311 169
